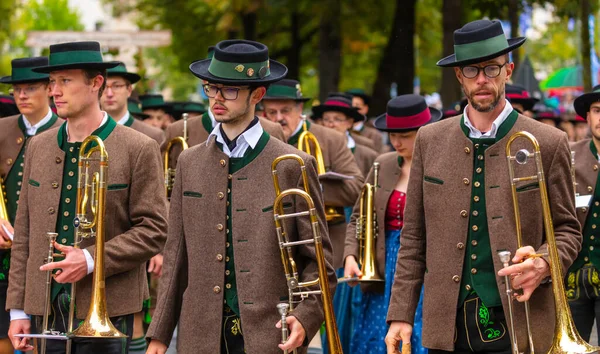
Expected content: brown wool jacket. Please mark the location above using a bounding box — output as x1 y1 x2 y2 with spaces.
352 144 379 179
350 131 376 151
146 135 336 354
7 124 168 318
386 114 581 352
344 152 400 292
0 114 63 180
570 139 599 226
128 117 165 144
353 124 385 153
291 123 364 268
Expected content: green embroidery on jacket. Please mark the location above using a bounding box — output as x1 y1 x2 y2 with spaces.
28 179 40 187
423 175 444 185
478 302 493 327
485 328 501 340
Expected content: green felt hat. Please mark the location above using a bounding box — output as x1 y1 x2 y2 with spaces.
127 98 149 119
574 85 600 118
107 62 141 84
346 88 370 105
139 94 170 111
33 41 119 73
262 79 310 102
189 39 287 85
171 101 206 120
207 46 215 60
437 19 525 68
0 57 50 84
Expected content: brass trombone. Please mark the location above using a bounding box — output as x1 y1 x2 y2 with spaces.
0 181 12 248
501 131 599 354
339 162 383 283
271 154 342 354
297 119 345 224
164 113 189 199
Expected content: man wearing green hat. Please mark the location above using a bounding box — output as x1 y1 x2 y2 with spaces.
262 79 364 269
101 62 164 144
140 94 171 130
0 56 62 352
385 20 580 354
6 41 168 354
347 88 386 153
147 39 335 354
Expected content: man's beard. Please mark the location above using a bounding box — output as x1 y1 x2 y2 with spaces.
465 86 504 113
214 94 252 124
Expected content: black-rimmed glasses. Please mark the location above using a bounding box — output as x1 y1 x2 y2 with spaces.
460 62 508 79
203 84 249 100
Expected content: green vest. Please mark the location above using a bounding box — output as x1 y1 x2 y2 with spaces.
51 116 116 300
457 109 518 308
1 113 58 281
215 131 270 316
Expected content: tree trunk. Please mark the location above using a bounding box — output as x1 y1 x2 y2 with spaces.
241 11 257 40
439 0 463 108
287 11 301 80
369 0 416 115
508 0 520 71
318 0 342 103
581 0 592 92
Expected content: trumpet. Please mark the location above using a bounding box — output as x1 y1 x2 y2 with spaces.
501 131 599 354
0 181 12 248
164 113 189 199
271 154 342 354
297 119 345 224
339 162 383 284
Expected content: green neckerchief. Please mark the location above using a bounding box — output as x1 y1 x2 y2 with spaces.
57 115 117 152
123 113 135 127
202 111 213 133
397 156 403 167
287 120 311 147
459 109 518 143
18 111 59 136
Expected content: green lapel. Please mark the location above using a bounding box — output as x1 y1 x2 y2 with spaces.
202 112 213 134
288 120 311 147
123 113 135 127
460 109 518 143
57 115 117 151
18 111 59 136
229 131 270 174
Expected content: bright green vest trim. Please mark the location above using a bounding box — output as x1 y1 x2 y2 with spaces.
57 115 116 151
218 131 270 316
202 112 213 134
287 120 311 147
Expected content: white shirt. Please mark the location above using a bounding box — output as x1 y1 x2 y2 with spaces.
11 113 108 321
208 108 217 129
463 99 513 139
22 108 53 136
116 111 130 125
353 121 364 132
346 131 356 149
209 120 264 158
291 119 304 138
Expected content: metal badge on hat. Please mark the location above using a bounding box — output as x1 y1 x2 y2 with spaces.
247 68 255 77
235 65 244 73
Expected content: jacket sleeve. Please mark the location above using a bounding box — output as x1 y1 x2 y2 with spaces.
320 134 364 207
386 130 427 324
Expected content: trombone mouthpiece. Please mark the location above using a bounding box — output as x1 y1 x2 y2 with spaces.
277 303 290 316
497 250 512 263
46 232 58 242
515 149 530 165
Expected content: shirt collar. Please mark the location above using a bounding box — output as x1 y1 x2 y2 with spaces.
292 119 304 136
208 108 217 128
116 111 130 125
209 118 264 157
22 107 53 136
353 121 364 132
463 99 513 139
346 131 356 149
65 111 109 142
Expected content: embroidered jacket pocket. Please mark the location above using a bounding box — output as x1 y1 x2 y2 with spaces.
107 183 129 191
183 191 203 198
262 202 293 213
516 182 539 193
28 179 40 187
423 176 444 185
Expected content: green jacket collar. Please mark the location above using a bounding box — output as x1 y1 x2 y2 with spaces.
57 114 117 151
202 111 213 133
123 112 135 127
18 111 59 136
460 109 518 143
288 120 311 147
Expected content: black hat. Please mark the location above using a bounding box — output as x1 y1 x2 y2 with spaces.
574 85 600 118
0 57 49 84
374 94 442 132
189 39 287 85
262 79 311 102
505 84 538 111
33 41 119 73
0 95 19 117
346 88 370 105
312 93 364 122
107 62 141 84
437 19 526 67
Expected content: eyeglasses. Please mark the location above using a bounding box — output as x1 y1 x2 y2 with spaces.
12 84 46 95
105 83 128 92
460 62 508 79
203 84 248 100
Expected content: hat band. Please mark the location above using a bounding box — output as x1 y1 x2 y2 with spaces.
49 50 104 67
266 85 300 99
142 98 165 107
10 67 48 82
386 109 431 129
506 93 530 100
208 58 270 80
324 99 351 108
454 33 509 62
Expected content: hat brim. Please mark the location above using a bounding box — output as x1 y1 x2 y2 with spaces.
131 112 150 119
312 104 364 122
0 76 49 84
108 71 141 84
189 59 288 85
143 104 171 111
437 37 526 67
373 107 443 132
32 61 120 73
508 97 539 111
574 92 600 118
262 95 311 102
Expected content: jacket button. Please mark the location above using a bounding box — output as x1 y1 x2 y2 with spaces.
16 137 23 144
471 268 477 274
595 165 599 171
588 186 594 193
217 192 225 200
582 207 588 213
220 159 227 167
472 225 478 232
460 210 468 218
216 254 224 261
463 178 470 185
464 147 471 154
471 240 478 246
465 284 471 291
52 182 59 189
456 242 464 249
213 286 221 294
55 157 62 164
452 275 460 283
217 224 224 231
47 207 55 214
6 158 13 165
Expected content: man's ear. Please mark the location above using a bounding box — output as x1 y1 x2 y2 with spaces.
93 75 105 92
454 67 463 85
251 86 266 104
